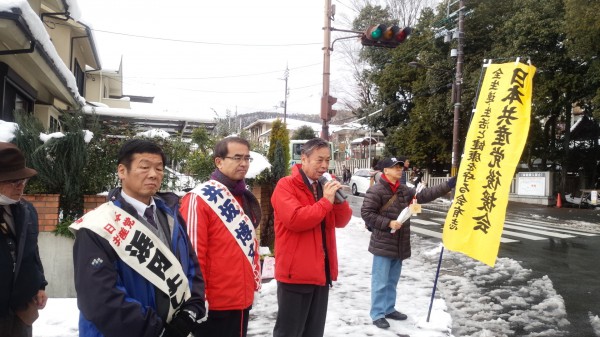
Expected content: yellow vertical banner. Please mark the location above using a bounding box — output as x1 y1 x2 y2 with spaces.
443 62 536 267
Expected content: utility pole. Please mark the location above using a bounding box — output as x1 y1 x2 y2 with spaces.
451 0 464 177
321 0 333 141
281 66 289 124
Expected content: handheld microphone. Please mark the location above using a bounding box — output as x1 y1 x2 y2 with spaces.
318 172 348 203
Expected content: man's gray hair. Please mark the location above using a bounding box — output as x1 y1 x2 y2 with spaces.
301 138 329 157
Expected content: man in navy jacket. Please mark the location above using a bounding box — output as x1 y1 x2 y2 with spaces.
0 142 47 337
72 139 206 337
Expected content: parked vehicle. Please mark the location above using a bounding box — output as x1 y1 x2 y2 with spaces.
349 169 372 196
350 169 416 196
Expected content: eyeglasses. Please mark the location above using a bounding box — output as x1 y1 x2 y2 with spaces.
2 178 29 188
223 156 253 163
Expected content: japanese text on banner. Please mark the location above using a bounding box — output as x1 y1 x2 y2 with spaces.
443 62 536 267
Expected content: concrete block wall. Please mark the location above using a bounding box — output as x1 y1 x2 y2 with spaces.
38 232 75 298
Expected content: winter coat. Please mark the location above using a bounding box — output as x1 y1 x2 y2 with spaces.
180 186 260 311
272 164 353 286
73 188 206 337
0 201 47 317
361 177 451 260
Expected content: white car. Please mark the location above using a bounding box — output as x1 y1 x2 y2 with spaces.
349 169 373 196
349 169 415 196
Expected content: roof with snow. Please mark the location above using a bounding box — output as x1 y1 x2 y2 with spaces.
0 0 88 107
82 105 216 138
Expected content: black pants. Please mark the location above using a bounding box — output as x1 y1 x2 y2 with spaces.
194 307 250 337
273 282 330 337
0 312 32 337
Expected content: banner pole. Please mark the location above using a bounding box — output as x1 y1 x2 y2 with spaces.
427 246 444 322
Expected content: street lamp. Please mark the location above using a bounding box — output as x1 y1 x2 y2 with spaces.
408 61 461 177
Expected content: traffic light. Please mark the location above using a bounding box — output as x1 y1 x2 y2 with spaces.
320 95 338 122
361 25 412 48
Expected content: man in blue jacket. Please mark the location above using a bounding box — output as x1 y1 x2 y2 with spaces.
0 142 47 337
72 139 206 337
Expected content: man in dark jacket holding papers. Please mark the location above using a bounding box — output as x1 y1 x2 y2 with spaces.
361 157 455 329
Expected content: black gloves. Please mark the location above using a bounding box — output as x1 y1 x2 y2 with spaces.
162 309 197 337
447 176 457 189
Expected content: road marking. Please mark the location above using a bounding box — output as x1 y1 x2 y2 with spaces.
411 225 519 243
503 224 574 239
500 229 548 240
424 219 569 240
410 205 598 242
505 220 598 236
410 227 443 239
410 218 440 226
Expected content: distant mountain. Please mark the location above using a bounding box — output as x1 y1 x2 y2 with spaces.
236 112 323 129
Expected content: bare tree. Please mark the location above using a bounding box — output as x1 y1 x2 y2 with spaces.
331 0 441 115
385 0 439 27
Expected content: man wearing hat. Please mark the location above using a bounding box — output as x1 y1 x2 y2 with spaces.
361 157 456 329
0 142 48 337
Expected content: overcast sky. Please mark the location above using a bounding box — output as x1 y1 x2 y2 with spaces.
76 0 361 119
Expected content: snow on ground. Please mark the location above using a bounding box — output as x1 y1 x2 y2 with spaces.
590 313 600 336
34 216 580 337
248 216 452 337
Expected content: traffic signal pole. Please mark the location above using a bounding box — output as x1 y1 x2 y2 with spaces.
321 0 333 141
320 0 411 141
451 0 464 177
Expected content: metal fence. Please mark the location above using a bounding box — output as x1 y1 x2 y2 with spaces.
333 159 371 175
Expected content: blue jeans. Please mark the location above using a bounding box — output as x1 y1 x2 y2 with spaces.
370 255 402 321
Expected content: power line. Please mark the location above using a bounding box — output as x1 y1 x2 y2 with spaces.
92 28 321 47
125 60 339 80
107 72 324 95
126 56 345 81
333 0 357 13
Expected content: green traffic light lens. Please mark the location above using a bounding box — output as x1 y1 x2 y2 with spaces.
371 29 382 39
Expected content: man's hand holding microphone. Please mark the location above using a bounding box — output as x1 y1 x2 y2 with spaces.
318 172 347 204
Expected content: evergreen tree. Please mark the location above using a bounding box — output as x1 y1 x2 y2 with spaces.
260 119 290 250
191 127 214 155
291 125 317 140
267 119 290 176
29 112 88 219
13 113 46 193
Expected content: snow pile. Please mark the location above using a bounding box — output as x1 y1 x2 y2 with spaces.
438 254 569 336
0 120 18 142
246 151 270 179
589 313 600 336
136 129 170 139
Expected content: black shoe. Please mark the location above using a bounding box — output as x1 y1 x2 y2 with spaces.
385 311 408 320
373 318 390 329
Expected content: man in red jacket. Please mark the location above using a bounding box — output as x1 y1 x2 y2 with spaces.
180 137 262 337
271 138 352 337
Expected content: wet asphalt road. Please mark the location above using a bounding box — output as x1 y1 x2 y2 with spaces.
500 236 600 336
346 193 600 336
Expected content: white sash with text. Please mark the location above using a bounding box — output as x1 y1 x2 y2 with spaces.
191 180 261 290
70 202 191 322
